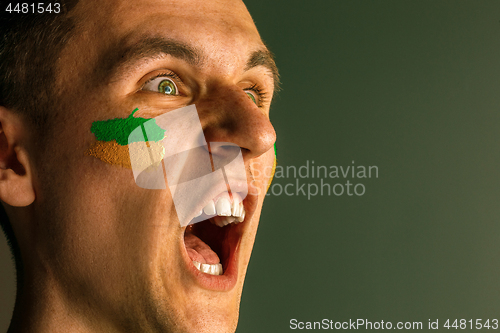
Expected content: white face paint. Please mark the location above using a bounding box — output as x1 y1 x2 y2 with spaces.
129 104 248 227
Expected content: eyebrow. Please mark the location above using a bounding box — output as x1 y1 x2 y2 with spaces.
246 49 280 91
92 37 201 84
93 36 280 92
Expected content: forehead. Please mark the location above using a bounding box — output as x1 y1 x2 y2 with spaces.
75 0 258 37
63 0 264 81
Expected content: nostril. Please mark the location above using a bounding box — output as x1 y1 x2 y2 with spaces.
208 142 242 170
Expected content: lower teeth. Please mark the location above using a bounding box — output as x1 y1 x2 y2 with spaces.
193 261 223 275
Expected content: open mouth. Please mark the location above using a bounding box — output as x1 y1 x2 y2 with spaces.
183 192 246 277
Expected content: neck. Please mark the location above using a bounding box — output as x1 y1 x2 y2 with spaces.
7 269 116 333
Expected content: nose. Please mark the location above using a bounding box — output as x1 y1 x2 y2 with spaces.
198 85 276 162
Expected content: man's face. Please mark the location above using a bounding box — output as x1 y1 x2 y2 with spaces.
30 0 276 331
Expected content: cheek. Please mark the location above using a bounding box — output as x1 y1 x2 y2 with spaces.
43 165 179 298
249 149 275 195
267 152 277 191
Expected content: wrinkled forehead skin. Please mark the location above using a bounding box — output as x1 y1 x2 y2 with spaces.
54 0 264 96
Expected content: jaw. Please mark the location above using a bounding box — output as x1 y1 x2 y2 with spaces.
177 191 259 292
138 192 262 333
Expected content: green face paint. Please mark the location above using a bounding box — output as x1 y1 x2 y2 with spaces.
267 142 277 191
90 108 166 146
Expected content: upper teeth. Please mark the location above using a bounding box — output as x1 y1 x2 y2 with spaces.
198 193 246 227
202 201 216 216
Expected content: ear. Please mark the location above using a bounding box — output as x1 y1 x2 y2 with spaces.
0 106 35 207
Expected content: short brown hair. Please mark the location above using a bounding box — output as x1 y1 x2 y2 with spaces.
0 0 79 278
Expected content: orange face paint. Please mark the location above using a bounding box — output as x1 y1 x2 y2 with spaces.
86 140 164 169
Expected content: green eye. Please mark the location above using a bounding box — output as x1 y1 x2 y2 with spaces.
246 91 257 105
158 79 177 95
142 75 179 96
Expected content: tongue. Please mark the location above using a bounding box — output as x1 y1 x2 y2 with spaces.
184 232 220 265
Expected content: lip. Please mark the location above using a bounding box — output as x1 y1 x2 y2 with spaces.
179 184 259 291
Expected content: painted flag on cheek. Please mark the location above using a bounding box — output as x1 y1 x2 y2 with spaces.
86 108 166 169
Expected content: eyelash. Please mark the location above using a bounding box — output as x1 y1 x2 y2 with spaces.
152 70 181 82
143 71 268 107
142 70 182 92
244 83 268 107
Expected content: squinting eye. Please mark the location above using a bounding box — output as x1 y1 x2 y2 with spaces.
245 91 257 105
142 77 178 95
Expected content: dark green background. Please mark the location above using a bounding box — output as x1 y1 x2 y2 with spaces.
2 1 500 332
238 0 500 332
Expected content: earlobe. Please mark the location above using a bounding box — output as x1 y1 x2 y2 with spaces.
0 106 35 207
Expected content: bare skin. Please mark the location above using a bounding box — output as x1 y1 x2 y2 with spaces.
0 0 276 332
